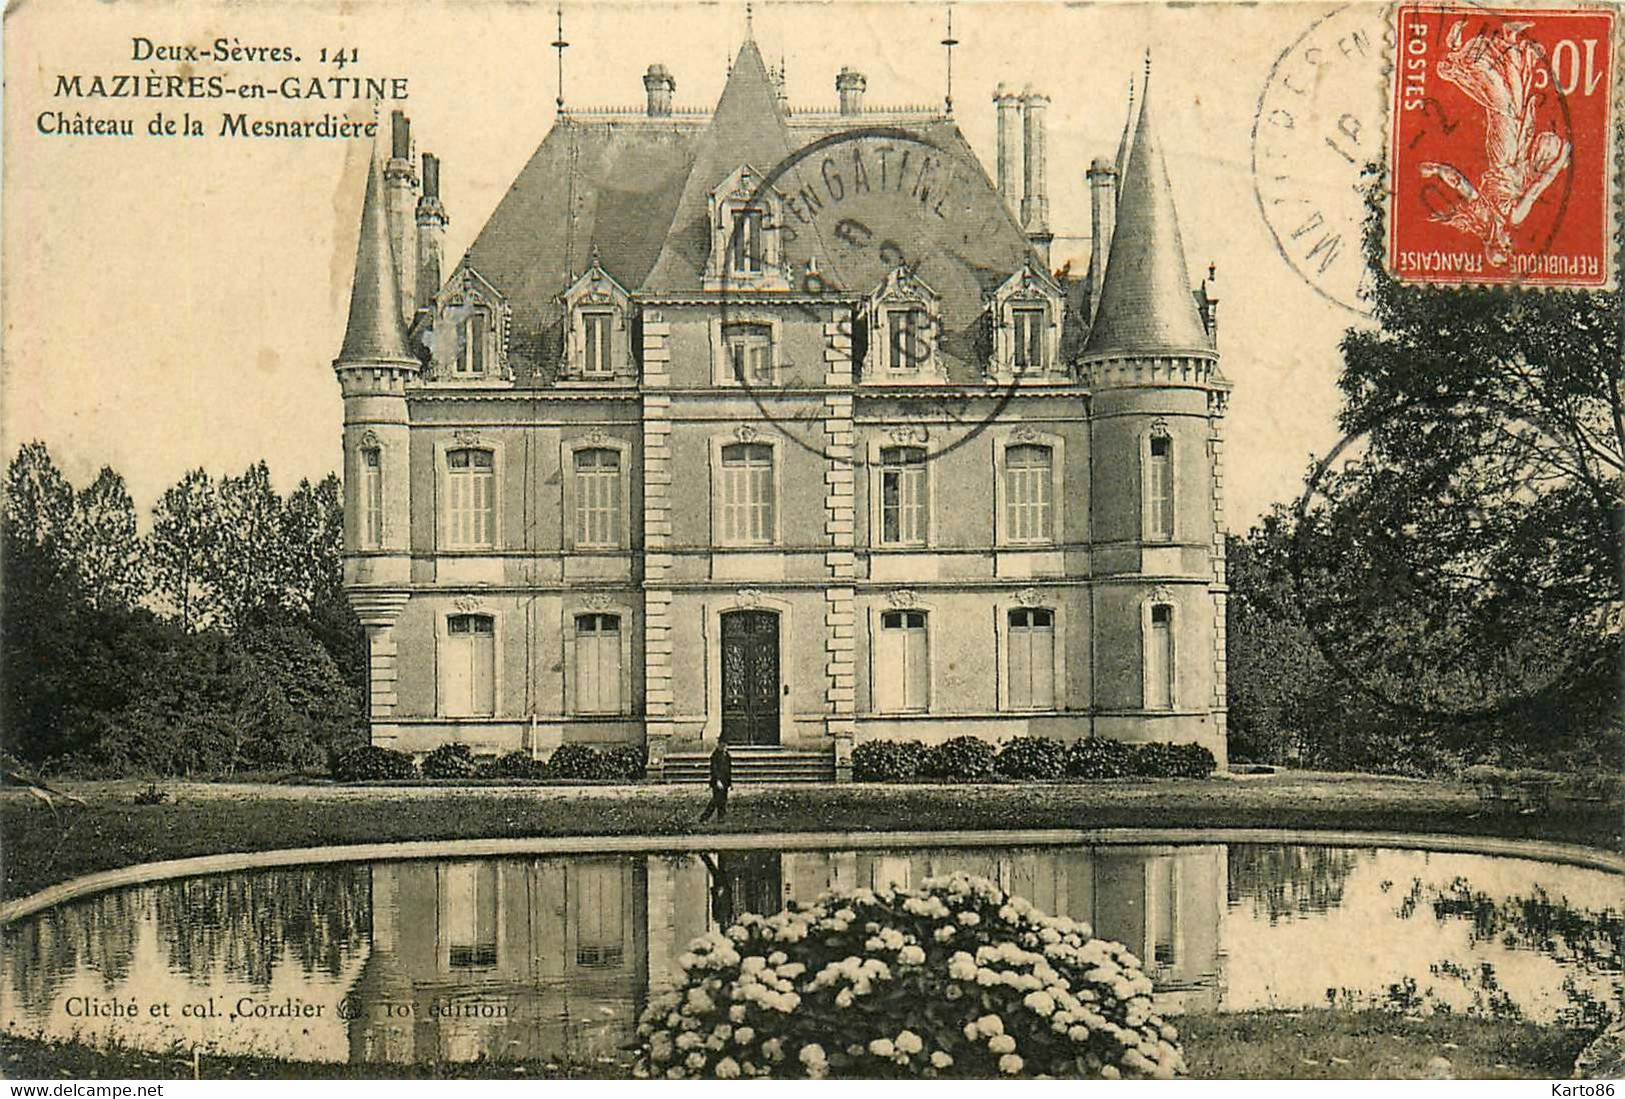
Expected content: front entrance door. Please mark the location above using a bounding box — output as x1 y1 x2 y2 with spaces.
721 610 780 745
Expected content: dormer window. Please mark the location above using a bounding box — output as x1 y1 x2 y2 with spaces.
1013 307 1046 374
987 261 1064 384
560 255 634 383
582 311 613 377
429 267 512 386
706 164 789 291
862 267 944 385
730 208 765 275
458 309 493 377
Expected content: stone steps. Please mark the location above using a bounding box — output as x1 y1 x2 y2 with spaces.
662 747 835 784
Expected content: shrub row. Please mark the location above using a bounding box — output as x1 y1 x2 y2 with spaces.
332 742 646 783
852 736 1216 783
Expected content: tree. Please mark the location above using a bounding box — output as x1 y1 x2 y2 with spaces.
68 467 144 611
204 462 287 629
3 441 75 558
148 469 218 631
1243 187 1623 771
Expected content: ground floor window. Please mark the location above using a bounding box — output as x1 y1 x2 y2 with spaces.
442 613 495 716
1007 607 1056 709
876 609 929 712
573 613 623 715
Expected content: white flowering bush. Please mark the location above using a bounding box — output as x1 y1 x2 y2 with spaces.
633 872 1186 1080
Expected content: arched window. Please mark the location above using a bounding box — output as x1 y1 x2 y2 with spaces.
359 447 383 548
445 448 495 548
1006 607 1056 709
878 446 928 545
1012 306 1046 374
1147 433 1174 541
442 613 495 716
458 309 493 377
876 609 930 713
717 442 775 546
572 612 623 715
581 311 614 377
572 449 622 549
1145 603 1175 710
1003 443 1054 544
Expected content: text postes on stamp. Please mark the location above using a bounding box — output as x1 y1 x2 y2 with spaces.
1388 3 1618 289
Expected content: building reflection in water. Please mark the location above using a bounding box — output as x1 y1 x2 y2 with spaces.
345 845 1226 1066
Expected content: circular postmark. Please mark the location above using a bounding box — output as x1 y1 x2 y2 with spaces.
1252 3 1395 316
719 125 1028 464
1285 396 1611 722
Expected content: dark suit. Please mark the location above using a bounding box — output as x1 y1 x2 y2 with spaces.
698 744 733 823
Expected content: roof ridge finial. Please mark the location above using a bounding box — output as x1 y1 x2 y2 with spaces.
941 4 959 116
551 4 570 115
745 2 754 41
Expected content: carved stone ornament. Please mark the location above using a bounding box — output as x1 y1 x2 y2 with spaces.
453 428 483 447
735 424 759 443
453 595 485 613
584 592 615 611
888 425 928 445
1148 585 1174 605
1016 586 1043 607
582 428 608 446
358 428 381 449
886 588 918 609
736 587 763 607
1011 424 1039 442
1150 417 1172 439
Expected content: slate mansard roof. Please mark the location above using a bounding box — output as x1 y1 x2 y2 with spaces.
456 39 1064 384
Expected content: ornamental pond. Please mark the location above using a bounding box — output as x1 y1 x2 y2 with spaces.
3 842 1620 1066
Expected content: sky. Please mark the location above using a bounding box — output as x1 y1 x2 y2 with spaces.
3 0 1380 530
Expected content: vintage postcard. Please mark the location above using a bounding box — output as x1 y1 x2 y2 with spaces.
2 0 1621 1087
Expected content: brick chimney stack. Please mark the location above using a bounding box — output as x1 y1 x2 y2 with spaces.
1020 88 1052 266
383 110 419 326
836 67 866 115
644 63 676 116
994 84 1022 214
415 152 448 318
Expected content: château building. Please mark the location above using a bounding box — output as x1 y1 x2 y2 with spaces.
334 31 1231 781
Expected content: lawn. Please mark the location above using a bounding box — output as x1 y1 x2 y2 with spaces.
3 770 1620 903
0 1011 1592 1080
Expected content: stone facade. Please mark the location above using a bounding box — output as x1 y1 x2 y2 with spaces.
333 39 1231 776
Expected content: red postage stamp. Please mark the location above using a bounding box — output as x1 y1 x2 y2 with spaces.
1388 3 1618 288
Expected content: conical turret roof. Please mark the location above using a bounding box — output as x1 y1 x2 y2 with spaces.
337 154 416 365
1083 71 1212 359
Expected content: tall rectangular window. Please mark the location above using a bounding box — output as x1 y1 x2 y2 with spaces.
1004 444 1054 544
719 442 774 545
459 311 488 376
879 446 928 545
887 309 927 372
573 863 625 968
582 312 613 376
1007 607 1056 709
730 208 764 274
443 613 495 716
876 609 929 712
1013 307 1045 374
1148 436 1174 540
573 613 622 715
443 862 499 969
446 448 495 548
724 324 773 385
359 448 383 548
1147 604 1174 710
572 448 622 548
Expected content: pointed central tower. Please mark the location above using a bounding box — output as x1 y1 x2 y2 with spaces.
1080 67 1230 768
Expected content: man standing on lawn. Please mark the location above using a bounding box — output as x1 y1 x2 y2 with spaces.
698 740 733 824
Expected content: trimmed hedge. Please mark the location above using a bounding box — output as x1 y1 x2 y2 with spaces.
481 750 548 780
994 736 1067 780
919 736 998 782
852 736 1217 783
420 742 479 780
852 739 931 782
331 744 418 782
544 742 647 782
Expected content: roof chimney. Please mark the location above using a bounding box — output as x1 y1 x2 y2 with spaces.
644 63 676 116
994 84 1022 212
383 111 419 328
1020 88 1052 265
1086 157 1117 323
836 67 866 115
415 153 448 316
